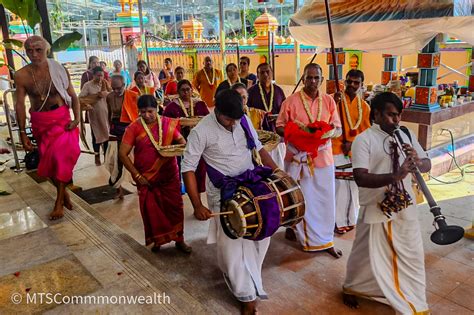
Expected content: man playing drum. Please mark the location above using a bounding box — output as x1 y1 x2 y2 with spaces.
332 70 371 234
182 89 278 315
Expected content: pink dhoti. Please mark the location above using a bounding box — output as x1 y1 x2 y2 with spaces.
30 106 80 182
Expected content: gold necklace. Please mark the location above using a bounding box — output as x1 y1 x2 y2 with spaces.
203 68 216 86
258 83 274 113
30 67 51 102
140 113 163 151
342 92 363 130
300 90 322 122
177 97 194 117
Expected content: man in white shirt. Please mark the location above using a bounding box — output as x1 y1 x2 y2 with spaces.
342 92 431 314
182 89 278 315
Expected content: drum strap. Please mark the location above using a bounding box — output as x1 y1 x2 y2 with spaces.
205 117 268 201
240 117 263 166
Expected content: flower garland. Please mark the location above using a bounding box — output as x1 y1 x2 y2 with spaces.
177 97 194 117
227 77 241 87
140 113 163 151
138 86 149 96
259 83 274 113
342 92 363 130
203 68 216 86
300 90 322 123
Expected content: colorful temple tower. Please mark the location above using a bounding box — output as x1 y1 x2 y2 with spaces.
253 10 279 64
182 18 204 43
117 0 148 42
8 14 32 42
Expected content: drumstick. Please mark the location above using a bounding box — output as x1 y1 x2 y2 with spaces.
210 211 234 216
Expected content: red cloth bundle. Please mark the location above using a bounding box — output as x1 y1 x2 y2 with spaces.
284 121 333 157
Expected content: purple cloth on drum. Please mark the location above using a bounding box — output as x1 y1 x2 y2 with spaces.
206 164 281 240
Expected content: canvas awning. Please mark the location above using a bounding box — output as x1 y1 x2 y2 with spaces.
289 0 474 54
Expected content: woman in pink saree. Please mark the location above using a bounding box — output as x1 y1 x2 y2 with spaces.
119 95 191 253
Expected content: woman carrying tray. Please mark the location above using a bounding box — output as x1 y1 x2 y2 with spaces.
163 80 210 194
119 95 192 253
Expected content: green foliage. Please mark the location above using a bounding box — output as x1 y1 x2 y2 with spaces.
245 8 262 27
50 0 66 35
0 0 41 30
1 38 23 50
51 32 83 52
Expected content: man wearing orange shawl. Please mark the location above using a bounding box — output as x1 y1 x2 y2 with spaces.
276 63 343 258
119 95 191 253
332 70 371 234
192 56 222 108
14 36 80 220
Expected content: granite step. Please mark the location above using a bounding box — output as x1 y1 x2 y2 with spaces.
3 172 210 314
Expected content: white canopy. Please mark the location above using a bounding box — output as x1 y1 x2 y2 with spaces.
289 0 474 55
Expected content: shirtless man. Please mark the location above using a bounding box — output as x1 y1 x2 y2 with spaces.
14 35 81 220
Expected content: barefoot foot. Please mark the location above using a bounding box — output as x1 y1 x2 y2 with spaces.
64 191 73 210
94 155 101 166
240 300 257 315
175 241 192 254
343 293 359 309
326 247 343 258
285 227 297 242
114 187 124 200
49 203 64 220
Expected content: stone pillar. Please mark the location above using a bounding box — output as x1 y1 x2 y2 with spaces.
412 36 441 112
326 48 344 94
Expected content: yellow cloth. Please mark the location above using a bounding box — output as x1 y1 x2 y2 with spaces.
405 87 416 99
192 68 223 108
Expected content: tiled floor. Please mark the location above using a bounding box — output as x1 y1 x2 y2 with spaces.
0 151 472 314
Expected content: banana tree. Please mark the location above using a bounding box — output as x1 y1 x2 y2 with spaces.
0 0 82 72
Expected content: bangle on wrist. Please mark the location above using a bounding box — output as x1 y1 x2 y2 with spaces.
19 130 26 134
134 173 142 180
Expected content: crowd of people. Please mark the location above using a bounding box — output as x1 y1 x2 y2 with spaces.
14 35 432 315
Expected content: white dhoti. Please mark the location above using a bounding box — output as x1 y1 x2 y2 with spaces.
269 142 286 170
343 218 429 314
285 151 336 251
206 185 270 302
104 141 129 188
334 154 359 229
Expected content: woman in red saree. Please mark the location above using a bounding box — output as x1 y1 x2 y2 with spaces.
163 79 209 193
119 95 191 253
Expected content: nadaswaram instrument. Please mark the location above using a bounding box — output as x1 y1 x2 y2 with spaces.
393 127 464 245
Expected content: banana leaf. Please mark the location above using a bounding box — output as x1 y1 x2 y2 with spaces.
1 38 24 50
0 0 41 30
51 32 82 52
